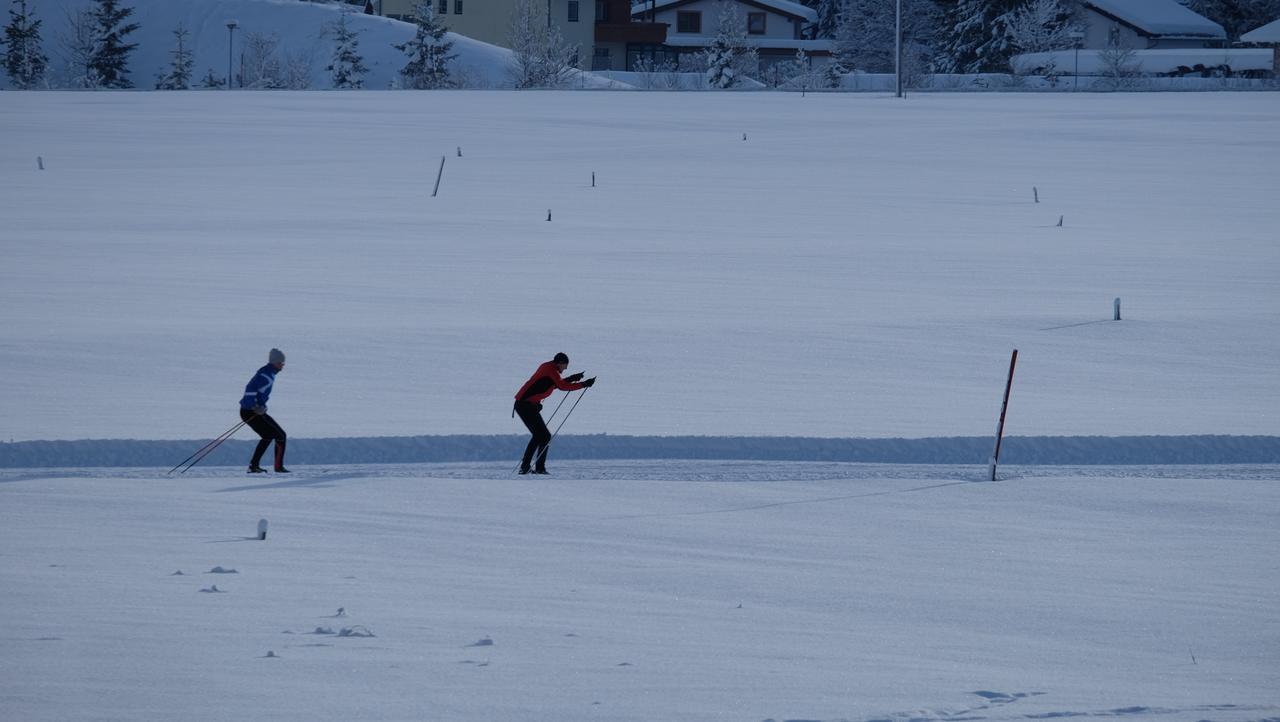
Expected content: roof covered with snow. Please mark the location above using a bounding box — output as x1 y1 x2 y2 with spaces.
632 0 817 22
1085 0 1226 38
1240 18 1280 43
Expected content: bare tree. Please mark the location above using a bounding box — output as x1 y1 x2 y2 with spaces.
1097 29 1141 89
58 6 100 88
508 0 578 88
242 32 283 88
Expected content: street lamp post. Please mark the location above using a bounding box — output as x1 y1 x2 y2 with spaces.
1070 30 1085 91
226 20 238 89
894 0 902 97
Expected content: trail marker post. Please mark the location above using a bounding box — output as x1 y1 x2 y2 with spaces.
988 349 1018 481
432 155 446 197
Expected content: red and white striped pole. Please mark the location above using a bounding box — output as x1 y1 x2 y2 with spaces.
988 349 1018 481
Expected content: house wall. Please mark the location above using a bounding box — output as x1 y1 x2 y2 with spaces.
654 0 805 42
380 0 595 59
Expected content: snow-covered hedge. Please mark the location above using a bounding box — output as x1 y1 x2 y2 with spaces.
3 434 1278 468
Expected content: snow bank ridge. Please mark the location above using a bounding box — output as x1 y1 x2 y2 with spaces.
2 434 1278 467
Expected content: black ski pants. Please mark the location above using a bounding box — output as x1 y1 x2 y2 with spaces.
240 409 286 469
514 400 551 471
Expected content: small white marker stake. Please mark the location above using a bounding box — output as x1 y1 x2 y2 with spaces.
257 518 268 540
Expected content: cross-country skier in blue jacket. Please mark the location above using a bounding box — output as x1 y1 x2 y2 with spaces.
240 348 288 473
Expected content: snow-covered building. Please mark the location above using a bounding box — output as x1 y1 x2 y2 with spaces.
1241 18 1280 44
1075 0 1226 50
629 0 830 71
376 0 597 62
1239 17 1280 73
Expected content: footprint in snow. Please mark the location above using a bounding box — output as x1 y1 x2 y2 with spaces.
466 637 494 647
207 566 238 574
199 585 225 593
170 570 184 576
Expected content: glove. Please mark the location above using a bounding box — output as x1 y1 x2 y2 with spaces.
564 372 584 383
581 377 596 388
251 405 267 415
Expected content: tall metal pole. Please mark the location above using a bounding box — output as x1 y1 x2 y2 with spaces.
226 20 238 89
988 349 1018 482
1070 30 1084 91
894 0 902 97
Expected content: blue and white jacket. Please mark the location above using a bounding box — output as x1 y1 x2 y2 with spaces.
241 364 278 410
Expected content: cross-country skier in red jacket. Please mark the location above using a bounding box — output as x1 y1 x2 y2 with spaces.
513 352 595 474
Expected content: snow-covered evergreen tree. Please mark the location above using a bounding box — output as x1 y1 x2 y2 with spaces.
814 0 840 38
327 11 368 88
4 0 48 89
703 0 758 88
831 0 939 74
508 0 578 88
822 58 846 87
936 0 1020 73
88 0 139 88
1005 0 1076 54
395 0 455 89
156 22 193 89
199 67 225 88
1181 0 1280 41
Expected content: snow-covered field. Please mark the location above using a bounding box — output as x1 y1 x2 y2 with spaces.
2 92 1280 720
2 463 1278 721
2 92 1278 444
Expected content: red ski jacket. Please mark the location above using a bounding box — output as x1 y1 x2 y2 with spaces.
515 361 586 405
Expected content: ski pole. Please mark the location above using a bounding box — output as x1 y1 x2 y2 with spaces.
542 390 571 427
543 385 590 455
175 423 245 474
167 418 250 475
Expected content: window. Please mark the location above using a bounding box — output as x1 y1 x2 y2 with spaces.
455 0 463 13
568 0 579 21
747 12 766 34
595 0 609 23
592 46 611 71
438 0 448 13
676 11 700 33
